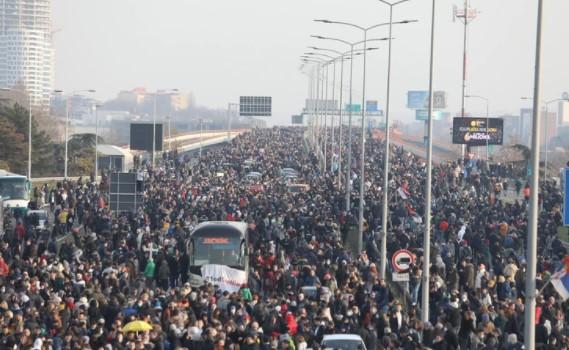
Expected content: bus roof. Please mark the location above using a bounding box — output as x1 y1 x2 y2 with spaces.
192 221 248 237
0 170 26 178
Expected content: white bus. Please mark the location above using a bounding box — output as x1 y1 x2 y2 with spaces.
0 170 31 214
187 221 250 289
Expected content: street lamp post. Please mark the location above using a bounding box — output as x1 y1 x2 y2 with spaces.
94 104 101 181
521 96 569 184
377 0 413 279
54 89 96 178
309 47 348 188
422 0 436 325
315 19 414 252
0 88 33 178
465 95 490 160
312 35 390 214
151 89 178 168
199 118 204 158
524 0 544 348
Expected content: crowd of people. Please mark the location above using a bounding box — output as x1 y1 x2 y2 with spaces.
0 126 567 350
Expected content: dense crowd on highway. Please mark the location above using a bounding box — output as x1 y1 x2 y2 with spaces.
0 127 567 350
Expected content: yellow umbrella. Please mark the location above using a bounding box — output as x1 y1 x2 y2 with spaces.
122 320 153 333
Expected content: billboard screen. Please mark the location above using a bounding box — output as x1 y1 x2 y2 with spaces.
130 123 163 152
407 91 447 109
305 99 338 112
345 104 361 113
366 100 379 113
291 115 303 124
415 110 449 121
240 96 272 117
452 118 504 146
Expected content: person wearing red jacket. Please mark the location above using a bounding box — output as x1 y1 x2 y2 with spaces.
0 256 9 277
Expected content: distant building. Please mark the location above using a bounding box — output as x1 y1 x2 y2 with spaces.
500 114 521 145
115 88 191 114
558 100 569 126
0 0 54 108
117 87 147 105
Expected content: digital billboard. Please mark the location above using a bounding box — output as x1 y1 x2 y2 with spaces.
291 115 304 124
240 96 272 117
452 118 504 146
130 123 163 152
366 100 379 113
407 91 447 109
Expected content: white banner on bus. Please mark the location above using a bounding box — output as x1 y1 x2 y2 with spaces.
201 264 247 293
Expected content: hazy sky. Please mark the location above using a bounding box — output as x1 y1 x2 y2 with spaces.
52 0 569 125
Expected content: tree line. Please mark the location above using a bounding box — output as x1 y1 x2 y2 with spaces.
0 103 101 177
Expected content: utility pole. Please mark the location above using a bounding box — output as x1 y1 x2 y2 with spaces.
453 0 477 160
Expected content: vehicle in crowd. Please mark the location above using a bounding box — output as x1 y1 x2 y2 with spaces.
280 168 299 177
0 170 31 215
187 221 249 287
243 159 256 170
288 183 310 193
300 286 331 300
244 171 262 182
321 334 367 350
26 209 49 230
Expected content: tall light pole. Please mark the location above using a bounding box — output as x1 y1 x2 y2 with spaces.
305 53 337 173
151 89 178 168
312 35 392 213
199 118 204 158
521 96 569 184
377 0 414 279
315 19 413 252
308 47 348 188
524 0 544 348
54 89 96 178
307 48 374 184
422 0 436 325
0 88 33 178
94 104 102 181
465 95 490 160
454 0 477 160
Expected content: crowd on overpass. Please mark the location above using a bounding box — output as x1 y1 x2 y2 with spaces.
0 127 567 350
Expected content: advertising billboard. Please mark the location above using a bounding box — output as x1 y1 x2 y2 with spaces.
109 172 144 213
345 104 361 113
366 100 379 113
452 118 504 146
415 110 449 121
305 99 338 112
407 91 447 109
239 96 272 117
291 115 303 124
130 123 163 152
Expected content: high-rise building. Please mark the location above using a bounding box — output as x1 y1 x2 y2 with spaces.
0 0 54 108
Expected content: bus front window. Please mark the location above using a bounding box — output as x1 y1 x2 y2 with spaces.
193 236 242 267
0 178 29 201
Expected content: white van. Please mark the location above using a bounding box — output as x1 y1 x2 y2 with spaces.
321 334 366 350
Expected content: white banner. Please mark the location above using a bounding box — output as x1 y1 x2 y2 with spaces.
200 264 247 293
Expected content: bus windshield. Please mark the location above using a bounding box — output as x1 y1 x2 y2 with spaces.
0 178 29 201
192 234 243 267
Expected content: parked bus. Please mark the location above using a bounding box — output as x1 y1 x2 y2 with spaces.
187 221 249 288
0 170 30 215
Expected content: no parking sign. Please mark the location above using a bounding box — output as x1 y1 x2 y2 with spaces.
391 249 416 273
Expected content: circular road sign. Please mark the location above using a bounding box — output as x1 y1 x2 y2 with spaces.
391 249 415 273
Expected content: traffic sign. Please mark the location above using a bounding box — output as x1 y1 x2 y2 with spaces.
564 168 569 226
391 249 415 273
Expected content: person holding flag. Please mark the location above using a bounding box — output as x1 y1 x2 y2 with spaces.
550 256 569 301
